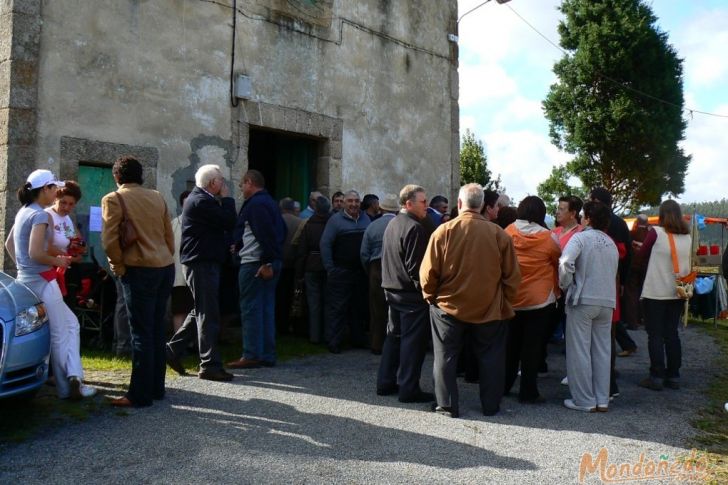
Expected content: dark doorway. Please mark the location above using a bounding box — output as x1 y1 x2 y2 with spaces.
248 129 319 206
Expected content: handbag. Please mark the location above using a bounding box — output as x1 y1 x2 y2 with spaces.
116 191 139 250
667 232 697 299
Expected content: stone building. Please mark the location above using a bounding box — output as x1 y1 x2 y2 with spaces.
0 0 460 271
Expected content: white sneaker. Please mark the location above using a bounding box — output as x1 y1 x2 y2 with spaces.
68 376 96 400
724 402 728 413
80 385 97 398
561 376 568 386
563 398 596 413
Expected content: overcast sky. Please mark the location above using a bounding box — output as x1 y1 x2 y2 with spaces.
457 0 728 205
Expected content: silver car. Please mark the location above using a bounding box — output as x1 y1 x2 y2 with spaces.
0 271 50 399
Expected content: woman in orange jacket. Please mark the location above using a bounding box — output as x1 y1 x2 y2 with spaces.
504 196 561 403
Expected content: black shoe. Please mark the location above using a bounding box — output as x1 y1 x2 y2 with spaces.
260 361 276 368
399 391 435 403
519 395 546 404
638 377 663 391
663 379 680 390
166 346 187 376
371 349 382 356
328 344 341 354
482 407 500 416
199 369 234 382
376 385 399 396
431 403 459 418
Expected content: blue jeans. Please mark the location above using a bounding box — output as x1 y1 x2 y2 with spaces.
121 265 174 406
239 261 281 363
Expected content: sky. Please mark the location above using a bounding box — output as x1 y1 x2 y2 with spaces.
457 0 728 206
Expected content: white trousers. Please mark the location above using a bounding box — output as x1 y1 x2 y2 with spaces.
565 304 613 408
37 280 84 398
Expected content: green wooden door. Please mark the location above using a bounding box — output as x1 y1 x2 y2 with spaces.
76 165 118 269
273 138 317 205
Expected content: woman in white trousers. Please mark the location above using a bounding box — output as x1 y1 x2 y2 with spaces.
5 169 95 400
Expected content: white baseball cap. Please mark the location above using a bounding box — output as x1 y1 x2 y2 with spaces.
26 169 65 189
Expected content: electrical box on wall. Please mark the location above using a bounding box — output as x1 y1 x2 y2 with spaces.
235 75 252 100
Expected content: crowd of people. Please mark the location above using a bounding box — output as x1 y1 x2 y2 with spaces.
6 155 698 415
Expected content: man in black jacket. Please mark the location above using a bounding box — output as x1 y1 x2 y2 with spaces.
376 185 434 403
166 164 237 381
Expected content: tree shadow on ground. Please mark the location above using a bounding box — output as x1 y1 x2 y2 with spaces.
165 389 538 472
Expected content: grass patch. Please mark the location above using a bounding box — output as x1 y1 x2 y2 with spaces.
688 317 728 483
80 332 329 374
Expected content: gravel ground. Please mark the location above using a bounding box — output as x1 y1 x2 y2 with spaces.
0 325 719 484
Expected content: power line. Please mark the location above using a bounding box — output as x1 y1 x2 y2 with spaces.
504 4 728 120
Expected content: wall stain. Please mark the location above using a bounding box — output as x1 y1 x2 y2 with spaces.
171 134 234 213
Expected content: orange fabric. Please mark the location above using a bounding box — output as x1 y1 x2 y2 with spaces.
504 224 561 309
667 232 697 283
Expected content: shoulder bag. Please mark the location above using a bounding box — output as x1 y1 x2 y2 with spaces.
116 191 139 250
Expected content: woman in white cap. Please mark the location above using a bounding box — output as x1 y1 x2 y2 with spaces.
4 169 96 400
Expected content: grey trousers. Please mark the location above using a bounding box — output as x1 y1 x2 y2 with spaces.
167 261 223 372
376 291 430 399
430 306 507 416
565 304 613 408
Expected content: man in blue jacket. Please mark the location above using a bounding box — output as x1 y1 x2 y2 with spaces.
227 170 286 369
320 190 370 353
166 164 237 382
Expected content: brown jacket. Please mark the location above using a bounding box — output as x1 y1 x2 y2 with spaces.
420 210 521 324
101 183 174 276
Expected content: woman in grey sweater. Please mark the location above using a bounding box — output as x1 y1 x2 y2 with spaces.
558 201 618 412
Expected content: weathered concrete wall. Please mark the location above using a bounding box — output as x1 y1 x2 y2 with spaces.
0 0 42 273
23 0 458 218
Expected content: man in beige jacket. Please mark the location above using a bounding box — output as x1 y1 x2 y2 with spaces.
420 183 521 418
102 156 174 408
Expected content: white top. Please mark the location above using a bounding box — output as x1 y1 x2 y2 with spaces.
559 227 618 310
45 207 75 253
641 226 692 300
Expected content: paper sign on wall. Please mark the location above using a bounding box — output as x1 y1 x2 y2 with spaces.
89 206 103 232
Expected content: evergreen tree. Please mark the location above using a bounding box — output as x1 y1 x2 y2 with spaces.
542 0 690 212
537 165 587 215
460 129 501 190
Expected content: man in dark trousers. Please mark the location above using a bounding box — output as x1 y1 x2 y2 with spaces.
590 187 635 398
360 194 400 354
376 185 433 403
166 164 237 382
420 183 521 418
320 190 371 353
227 170 286 369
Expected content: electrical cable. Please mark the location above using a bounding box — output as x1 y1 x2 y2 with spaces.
505 4 728 119
230 0 239 107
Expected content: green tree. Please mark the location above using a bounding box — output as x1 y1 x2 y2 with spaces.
542 0 690 213
460 129 500 190
537 165 587 215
